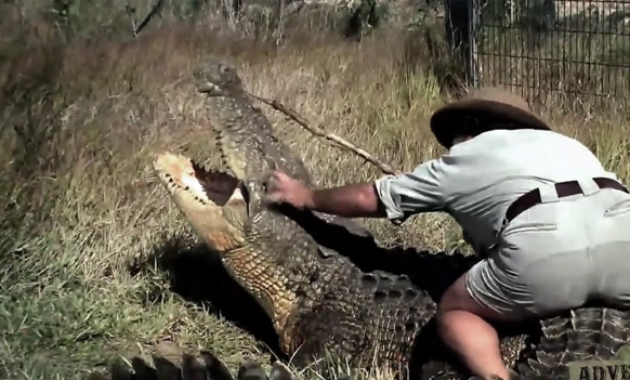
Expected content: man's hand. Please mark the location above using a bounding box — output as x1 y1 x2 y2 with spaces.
264 171 313 209
265 170 386 219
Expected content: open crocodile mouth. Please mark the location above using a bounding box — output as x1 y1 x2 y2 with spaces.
153 152 248 207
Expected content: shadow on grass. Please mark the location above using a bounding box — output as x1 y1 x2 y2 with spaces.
129 232 285 361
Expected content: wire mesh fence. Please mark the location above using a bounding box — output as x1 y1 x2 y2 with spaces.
468 0 630 110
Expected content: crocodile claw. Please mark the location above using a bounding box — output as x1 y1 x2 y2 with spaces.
88 351 352 380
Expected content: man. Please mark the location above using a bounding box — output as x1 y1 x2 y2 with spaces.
263 88 630 380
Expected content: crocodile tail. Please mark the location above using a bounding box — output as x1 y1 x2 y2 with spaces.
517 307 630 380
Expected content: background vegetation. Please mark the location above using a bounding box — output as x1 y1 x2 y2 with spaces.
1 0 629 379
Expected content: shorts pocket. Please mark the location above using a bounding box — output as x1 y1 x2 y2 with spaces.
604 199 630 218
501 222 558 238
498 223 559 252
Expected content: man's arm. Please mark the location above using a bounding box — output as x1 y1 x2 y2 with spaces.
304 158 447 222
304 182 387 218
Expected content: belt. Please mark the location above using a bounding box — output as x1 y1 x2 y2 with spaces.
504 177 629 223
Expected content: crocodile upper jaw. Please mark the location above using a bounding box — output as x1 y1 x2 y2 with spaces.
153 152 248 253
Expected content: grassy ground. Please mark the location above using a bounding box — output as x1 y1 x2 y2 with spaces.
1 4 630 380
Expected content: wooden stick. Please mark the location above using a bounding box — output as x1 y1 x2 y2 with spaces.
248 93 402 176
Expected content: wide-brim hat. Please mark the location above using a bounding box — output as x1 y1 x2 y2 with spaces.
430 87 552 148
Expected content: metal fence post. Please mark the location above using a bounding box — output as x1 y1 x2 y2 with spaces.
469 0 481 88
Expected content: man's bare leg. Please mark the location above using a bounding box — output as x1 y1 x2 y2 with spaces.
436 273 512 380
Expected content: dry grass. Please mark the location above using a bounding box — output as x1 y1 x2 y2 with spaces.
1 5 630 380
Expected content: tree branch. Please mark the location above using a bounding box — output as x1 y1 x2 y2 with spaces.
247 92 402 176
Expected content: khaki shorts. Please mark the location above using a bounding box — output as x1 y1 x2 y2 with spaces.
466 182 630 319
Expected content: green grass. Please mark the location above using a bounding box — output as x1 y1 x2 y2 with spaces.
1 2 630 380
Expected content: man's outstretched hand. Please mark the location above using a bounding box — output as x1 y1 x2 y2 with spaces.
265 170 384 219
264 171 313 210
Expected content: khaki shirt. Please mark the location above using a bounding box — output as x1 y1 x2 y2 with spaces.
374 129 619 252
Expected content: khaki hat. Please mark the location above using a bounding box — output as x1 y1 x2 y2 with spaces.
430 87 552 148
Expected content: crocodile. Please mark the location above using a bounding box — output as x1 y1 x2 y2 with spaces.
152 56 630 380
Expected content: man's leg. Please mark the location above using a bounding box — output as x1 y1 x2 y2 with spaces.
437 270 515 380
437 244 592 380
